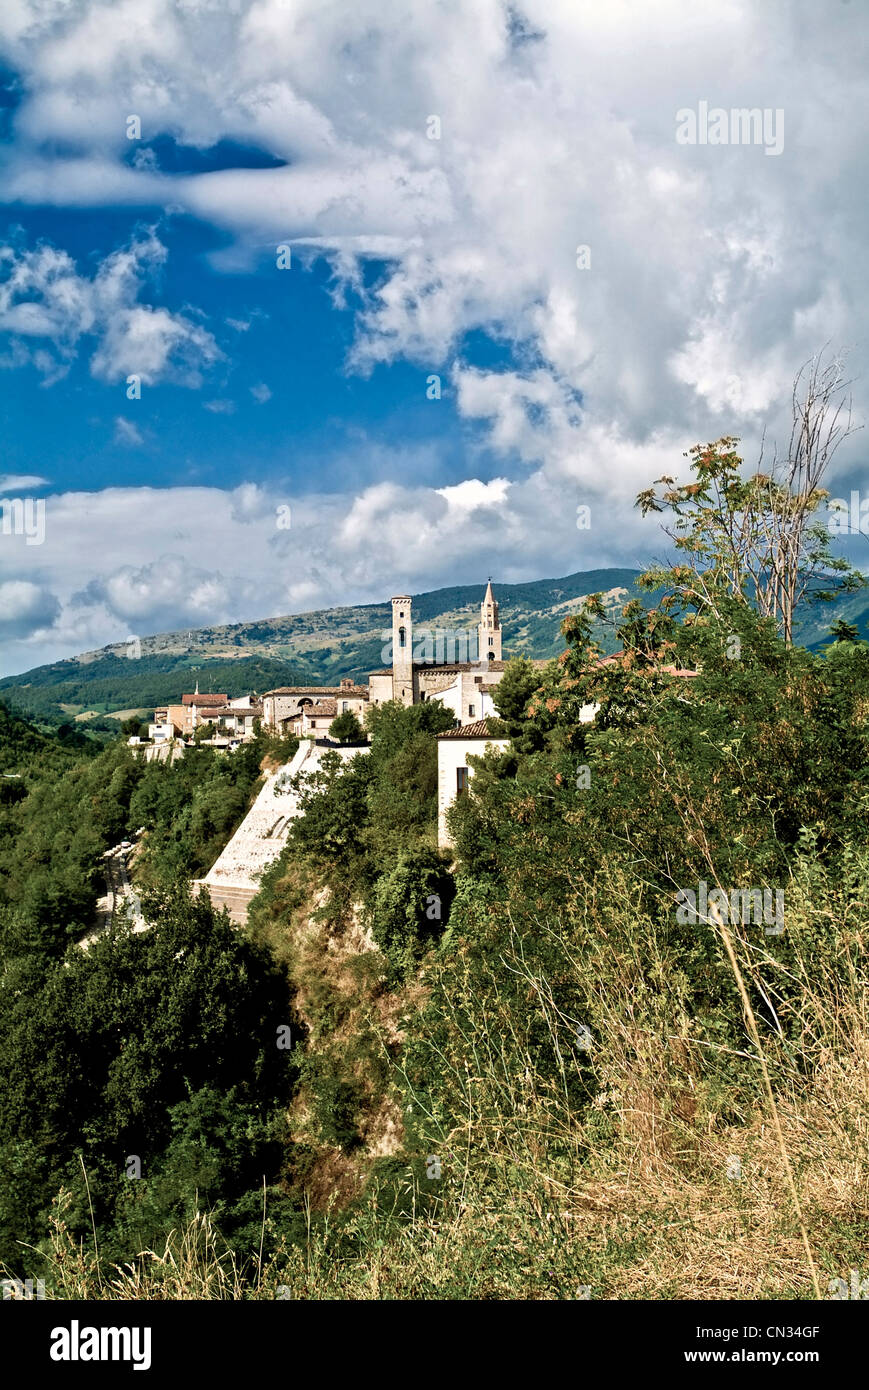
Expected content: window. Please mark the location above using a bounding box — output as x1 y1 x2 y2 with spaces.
399 626 406 648
342 702 348 712
488 635 494 646
468 704 475 718
457 767 469 793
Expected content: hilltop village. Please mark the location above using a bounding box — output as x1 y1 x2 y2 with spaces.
137 584 545 878
146 582 514 745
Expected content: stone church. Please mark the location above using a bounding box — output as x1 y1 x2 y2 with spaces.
367 581 507 725
262 583 512 732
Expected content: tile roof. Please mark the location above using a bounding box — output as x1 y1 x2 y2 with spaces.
437 719 508 740
296 699 338 718
264 684 368 696
369 661 509 676
182 692 227 705
418 660 506 672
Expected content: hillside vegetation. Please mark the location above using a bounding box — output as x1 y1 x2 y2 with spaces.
2 432 868 1300
2 556 862 732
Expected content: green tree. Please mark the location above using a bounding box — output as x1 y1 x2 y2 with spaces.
330 710 365 744
369 847 454 981
637 378 863 644
827 617 861 644
492 656 541 751
0 884 295 1268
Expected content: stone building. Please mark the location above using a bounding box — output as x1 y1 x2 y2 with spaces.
154 688 227 736
262 583 525 736
193 704 260 739
367 582 513 721
261 678 368 731
288 700 340 738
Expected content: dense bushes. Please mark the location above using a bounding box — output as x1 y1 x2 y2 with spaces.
0 882 297 1271
283 698 455 915
370 848 454 982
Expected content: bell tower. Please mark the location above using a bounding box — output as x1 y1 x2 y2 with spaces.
391 595 414 705
478 580 501 662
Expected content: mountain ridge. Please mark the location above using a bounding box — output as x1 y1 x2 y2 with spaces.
0 563 857 728
0 568 646 725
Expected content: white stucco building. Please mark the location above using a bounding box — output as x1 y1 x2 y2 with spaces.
436 719 510 848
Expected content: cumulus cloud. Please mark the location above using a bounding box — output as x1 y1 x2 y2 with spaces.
0 230 222 385
0 1 867 672
0 579 61 639
0 0 864 473
435 478 511 512
74 554 243 631
0 460 648 673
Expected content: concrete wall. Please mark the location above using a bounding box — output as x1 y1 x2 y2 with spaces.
193 740 368 924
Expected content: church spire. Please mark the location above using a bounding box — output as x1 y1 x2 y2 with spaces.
478 580 502 662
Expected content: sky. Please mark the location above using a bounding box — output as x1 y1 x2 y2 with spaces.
0 0 867 676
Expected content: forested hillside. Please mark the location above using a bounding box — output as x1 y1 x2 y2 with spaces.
2 598 869 1297
2 438 869 1300
0 653 315 728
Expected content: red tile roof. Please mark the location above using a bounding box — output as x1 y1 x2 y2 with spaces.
199 706 256 718
182 692 227 705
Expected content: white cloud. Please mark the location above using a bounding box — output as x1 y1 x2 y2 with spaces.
0 1 867 673
0 579 61 639
435 478 511 512
0 473 49 492
250 382 271 402
1 0 863 471
0 449 673 673
0 230 222 385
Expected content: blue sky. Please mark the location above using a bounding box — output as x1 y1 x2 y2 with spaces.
0 1 867 675
0 206 490 496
